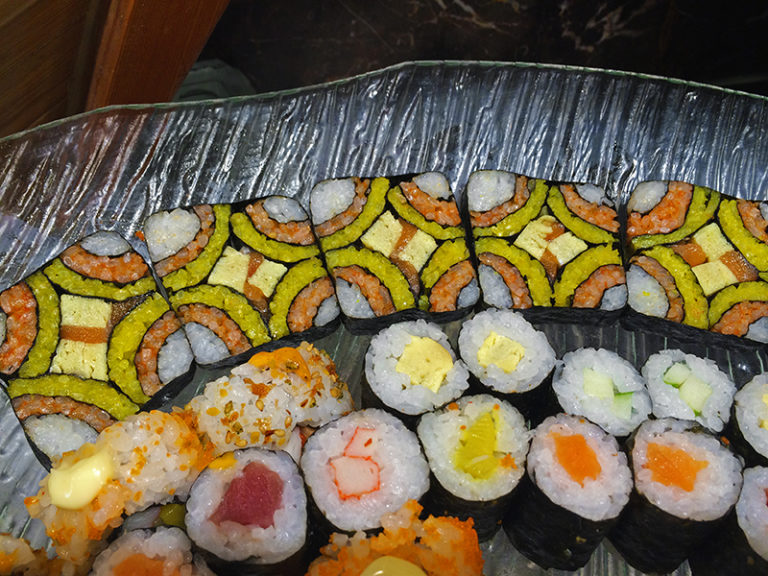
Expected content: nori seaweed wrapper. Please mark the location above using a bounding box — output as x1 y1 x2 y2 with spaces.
688 509 768 576
466 370 558 428
503 472 618 571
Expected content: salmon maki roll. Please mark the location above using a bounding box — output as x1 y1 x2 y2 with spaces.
310 172 477 332
468 170 625 317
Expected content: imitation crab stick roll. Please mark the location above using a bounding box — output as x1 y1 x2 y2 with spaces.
503 414 632 570
363 320 469 425
300 409 430 534
688 466 768 576
609 418 743 574
552 348 652 437
643 349 736 433
457 309 556 423
185 448 308 575
417 395 530 541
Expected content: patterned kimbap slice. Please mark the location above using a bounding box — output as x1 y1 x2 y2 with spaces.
144 203 271 366
468 170 625 317
0 231 193 465
310 173 478 331
626 180 768 344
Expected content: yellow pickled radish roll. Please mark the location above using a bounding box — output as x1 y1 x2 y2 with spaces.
364 320 469 416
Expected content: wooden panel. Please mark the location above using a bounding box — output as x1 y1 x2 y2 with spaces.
87 0 229 110
0 0 106 138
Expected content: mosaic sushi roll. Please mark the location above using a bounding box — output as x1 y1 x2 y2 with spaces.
503 413 631 570
468 170 625 318
185 448 308 575
363 319 470 425
417 395 530 540
143 203 271 366
609 418 743 574
729 372 768 466
457 309 556 423
688 466 768 576
643 349 736 433
552 348 652 437
310 172 478 332
300 409 430 534
0 231 194 465
626 180 768 344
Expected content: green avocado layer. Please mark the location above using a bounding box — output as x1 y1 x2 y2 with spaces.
709 281 768 327
547 186 616 244
231 212 319 262
472 179 548 239
318 178 388 251
44 259 156 301
718 198 768 272
474 236 551 306
269 258 329 339
387 186 464 240
554 244 622 307
18 272 60 378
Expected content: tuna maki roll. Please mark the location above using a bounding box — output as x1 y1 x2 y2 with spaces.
503 413 632 570
310 172 478 332
609 418 743 574
468 170 625 318
0 231 194 465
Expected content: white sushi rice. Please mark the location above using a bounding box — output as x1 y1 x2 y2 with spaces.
575 184 612 206
144 207 201 262
310 178 357 225
417 394 530 501
632 418 742 521
734 373 768 459
80 231 131 257
627 181 668 214
457 277 480 309
528 414 632 522
627 264 669 318
314 295 340 326
458 309 556 394
478 265 513 309
643 349 736 433
747 317 768 343
365 320 470 415
157 328 194 384
262 195 307 223
300 409 430 532
553 348 651 437
466 170 517 213
91 527 213 575
184 323 230 365
186 449 307 564
412 171 452 199
24 414 98 462
600 284 628 311
335 278 375 318
736 467 768 561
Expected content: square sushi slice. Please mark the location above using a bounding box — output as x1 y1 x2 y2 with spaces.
467 170 626 317
143 198 339 366
625 180 768 344
310 172 479 331
0 231 194 466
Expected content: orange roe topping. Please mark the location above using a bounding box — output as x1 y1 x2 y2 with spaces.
500 454 517 469
114 553 181 576
551 432 601 486
447 402 459 411
248 346 311 383
644 442 708 492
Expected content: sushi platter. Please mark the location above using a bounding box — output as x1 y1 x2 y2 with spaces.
1 62 768 574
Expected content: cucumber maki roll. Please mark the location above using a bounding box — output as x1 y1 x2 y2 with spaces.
417 394 530 540
643 349 736 433
185 448 308 574
688 466 768 576
609 418 743 574
729 372 768 466
468 170 625 318
503 413 631 570
0 231 194 465
552 347 651 437
310 173 478 332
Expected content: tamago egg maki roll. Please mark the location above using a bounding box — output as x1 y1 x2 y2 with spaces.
503 413 632 570
417 394 530 540
0 231 194 465
609 418 743 574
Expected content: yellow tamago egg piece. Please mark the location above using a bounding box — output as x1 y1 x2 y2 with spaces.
395 336 452 393
477 331 525 373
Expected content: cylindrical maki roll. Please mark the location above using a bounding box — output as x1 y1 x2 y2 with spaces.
457 309 556 423
300 409 430 533
729 372 768 466
417 394 530 540
609 418 743 574
643 349 736 433
688 466 768 576
90 526 214 575
185 448 308 574
363 319 469 425
552 347 651 437
503 413 632 570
